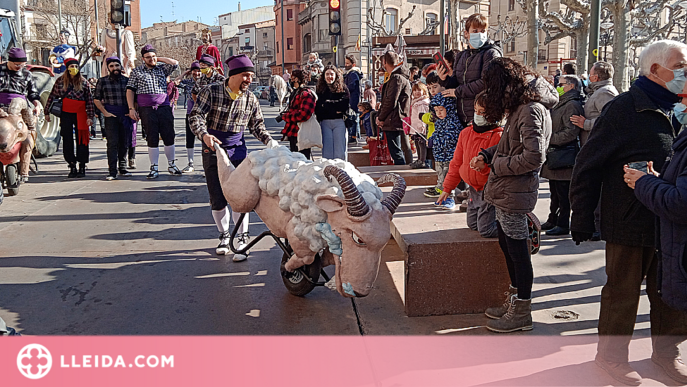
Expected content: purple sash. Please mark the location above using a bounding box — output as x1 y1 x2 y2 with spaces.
0 93 26 105
208 129 246 161
137 93 169 109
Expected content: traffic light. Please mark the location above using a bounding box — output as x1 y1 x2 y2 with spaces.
329 0 341 36
110 0 125 25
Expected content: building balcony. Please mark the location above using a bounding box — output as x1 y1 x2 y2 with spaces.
258 68 273 77
257 48 274 57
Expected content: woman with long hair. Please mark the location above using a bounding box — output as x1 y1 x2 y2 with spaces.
315 65 350 160
45 58 96 178
471 57 558 332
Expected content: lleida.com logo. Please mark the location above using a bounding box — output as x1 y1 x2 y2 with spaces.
17 343 174 380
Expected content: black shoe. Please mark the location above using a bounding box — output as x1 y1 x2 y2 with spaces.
591 232 601 241
76 163 86 178
118 169 133 177
540 221 556 231
546 226 570 236
68 163 77 178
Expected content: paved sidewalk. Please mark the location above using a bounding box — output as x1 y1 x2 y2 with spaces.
0 101 684 385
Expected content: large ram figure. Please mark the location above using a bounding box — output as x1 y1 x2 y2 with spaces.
216 145 406 298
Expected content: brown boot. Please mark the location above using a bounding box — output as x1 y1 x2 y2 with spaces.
652 354 687 384
595 355 641 385
486 295 532 333
485 285 517 319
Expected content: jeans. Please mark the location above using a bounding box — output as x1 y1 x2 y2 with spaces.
384 131 406 165
104 116 130 174
401 134 413 164
412 134 427 162
546 180 571 229
320 119 347 160
466 186 498 238
347 115 360 139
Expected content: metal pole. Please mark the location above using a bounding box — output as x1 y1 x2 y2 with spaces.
281 0 285 75
116 25 122 62
439 0 445 55
589 0 601 72
94 0 100 78
58 0 63 31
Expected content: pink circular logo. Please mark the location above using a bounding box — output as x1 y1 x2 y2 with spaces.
17 344 52 380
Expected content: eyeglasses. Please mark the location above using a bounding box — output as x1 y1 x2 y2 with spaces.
143 55 155 60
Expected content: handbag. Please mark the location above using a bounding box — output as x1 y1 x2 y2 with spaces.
545 142 579 170
296 90 322 150
49 97 63 117
368 132 394 166
343 107 357 128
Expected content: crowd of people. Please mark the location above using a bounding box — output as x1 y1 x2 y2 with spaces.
1 10 686 385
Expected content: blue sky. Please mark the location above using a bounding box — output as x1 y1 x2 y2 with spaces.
140 0 275 28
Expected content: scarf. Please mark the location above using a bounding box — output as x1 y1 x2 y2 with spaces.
634 76 682 132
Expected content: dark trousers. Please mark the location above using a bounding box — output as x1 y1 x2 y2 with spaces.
384 131 406 165
546 180 571 229
202 143 243 211
288 136 311 160
185 116 196 149
139 106 175 147
497 222 533 300
598 243 687 362
60 112 89 164
104 117 130 174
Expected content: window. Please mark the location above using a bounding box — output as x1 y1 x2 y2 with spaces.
405 28 411 35
35 24 48 40
425 13 437 35
263 32 268 38
506 40 515 53
287 37 294 50
245 37 250 45
276 42 279 53
228 47 234 56
303 33 312 53
538 48 547 62
508 0 515 11
245 29 250 33
385 8 398 34
570 36 578 59
287 9 293 21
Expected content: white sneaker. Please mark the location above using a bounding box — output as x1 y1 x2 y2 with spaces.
216 232 230 255
19 175 29 184
232 232 250 262
168 161 182 176
182 163 195 173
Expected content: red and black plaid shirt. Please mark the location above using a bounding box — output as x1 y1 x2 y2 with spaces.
281 87 316 137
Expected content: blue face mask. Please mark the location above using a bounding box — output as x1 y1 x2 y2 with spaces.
420 76 427 84
659 65 687 95
674 103 687 125
583 79 590 87
469 32 488 49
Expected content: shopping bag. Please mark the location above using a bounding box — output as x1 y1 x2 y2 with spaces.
368 133 394 166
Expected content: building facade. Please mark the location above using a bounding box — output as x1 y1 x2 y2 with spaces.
218 4 274 40
272 0 305 74
255 20 276 84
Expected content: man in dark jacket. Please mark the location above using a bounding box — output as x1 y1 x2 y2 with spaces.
438 13 502 126
344 55 362 143
570 40 687 385
376 51 411 165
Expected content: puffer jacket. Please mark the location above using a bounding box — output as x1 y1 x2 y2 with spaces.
580 79 618 145
541 89 584 181
409 96 429 136
442 41 502 125
430 93 463 162
344 67 363 113
378 65 412 132
443 124 503 193
481 76 558 213
634 127 687 312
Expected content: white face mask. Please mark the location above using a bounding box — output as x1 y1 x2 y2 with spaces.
474 113 490 127
378 75 385 84
469 32 488 49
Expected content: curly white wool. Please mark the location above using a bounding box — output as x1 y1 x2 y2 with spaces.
248 146 383 252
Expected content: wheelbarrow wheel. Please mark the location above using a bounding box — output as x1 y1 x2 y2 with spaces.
280 252 322 297
5 164 19 196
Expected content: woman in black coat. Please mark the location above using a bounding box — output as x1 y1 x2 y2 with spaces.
315 65 350 160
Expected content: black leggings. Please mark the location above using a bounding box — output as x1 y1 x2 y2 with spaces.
288 136 311 160
497 222 533 299
185 115 195 149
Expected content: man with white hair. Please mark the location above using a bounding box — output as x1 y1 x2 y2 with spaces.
571 40 687 385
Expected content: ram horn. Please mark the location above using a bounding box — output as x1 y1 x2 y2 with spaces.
377 173 407 215
323 165 370 217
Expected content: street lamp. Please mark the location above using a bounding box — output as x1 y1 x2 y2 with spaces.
600 21 613 62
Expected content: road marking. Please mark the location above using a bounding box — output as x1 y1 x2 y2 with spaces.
195 272 250 279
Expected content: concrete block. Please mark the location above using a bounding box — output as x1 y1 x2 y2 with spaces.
359 165 437 187
383 187 511 317
348 148 370 167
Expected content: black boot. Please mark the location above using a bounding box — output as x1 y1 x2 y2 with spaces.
76 163 86 178
68 163 77 178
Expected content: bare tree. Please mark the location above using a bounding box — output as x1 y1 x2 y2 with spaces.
366 0 417 37
29 0 105 67
538 0 591 74
490 14 528 45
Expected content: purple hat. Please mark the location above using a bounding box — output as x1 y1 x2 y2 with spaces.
105 56 121 65
199 54 215 66
8 47 27 62
140 44 156 56
190 61 200 70
225 55 255 76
